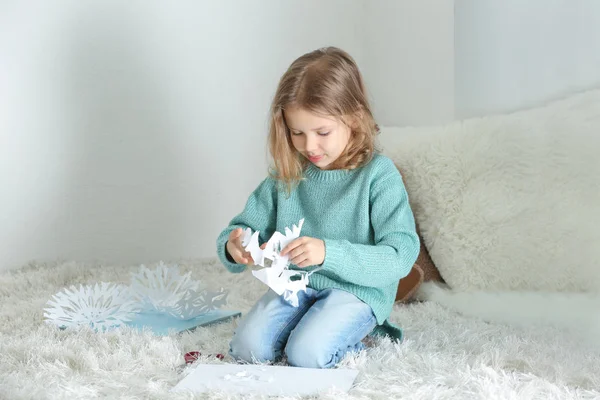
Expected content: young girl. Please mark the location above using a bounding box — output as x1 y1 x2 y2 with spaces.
216 47 420 369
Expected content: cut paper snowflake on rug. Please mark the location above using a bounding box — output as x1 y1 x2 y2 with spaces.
43 262 240 334
44 283 141 331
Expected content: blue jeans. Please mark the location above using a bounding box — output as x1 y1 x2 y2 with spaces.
229 287 377 369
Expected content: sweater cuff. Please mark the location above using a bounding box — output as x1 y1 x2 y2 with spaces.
322 239 346 276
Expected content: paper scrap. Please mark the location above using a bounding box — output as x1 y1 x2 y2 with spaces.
172 363 359 396
242 219 320 306
222 370 274 383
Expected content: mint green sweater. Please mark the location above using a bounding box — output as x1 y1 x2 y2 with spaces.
216 153 420 340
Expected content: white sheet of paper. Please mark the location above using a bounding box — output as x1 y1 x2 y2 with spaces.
171 363 359 396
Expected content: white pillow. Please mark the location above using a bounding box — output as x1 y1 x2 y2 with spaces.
379 89 600 292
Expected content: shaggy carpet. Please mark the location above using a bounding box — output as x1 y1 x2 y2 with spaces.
1 258 599 399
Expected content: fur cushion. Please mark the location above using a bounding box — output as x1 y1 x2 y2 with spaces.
381 89 600 292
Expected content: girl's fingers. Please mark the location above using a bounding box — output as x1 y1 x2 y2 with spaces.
289 246 306 260
296 257 310 268
231 247 250 265
281 238 304 256
229 230 242 250
292 253 309 266
232 250 243 263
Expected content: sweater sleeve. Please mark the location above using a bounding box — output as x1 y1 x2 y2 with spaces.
216 177 278 273
321 170 420 288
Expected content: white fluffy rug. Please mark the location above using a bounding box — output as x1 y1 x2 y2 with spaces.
1 258 600 399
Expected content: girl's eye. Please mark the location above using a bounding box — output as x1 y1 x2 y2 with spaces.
291 131 303 136
317 132 330 136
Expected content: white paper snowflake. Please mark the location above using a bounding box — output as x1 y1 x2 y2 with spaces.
43 283 141 331
243 219 318 307
129 262 229 320
129 262 199 313
169 288 229 319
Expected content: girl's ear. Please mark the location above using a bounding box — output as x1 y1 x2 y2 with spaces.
340 108 364 131
348 110 363 130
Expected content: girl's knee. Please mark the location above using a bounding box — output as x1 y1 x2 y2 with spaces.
229 318 281 363
229 326 280 363
286 347 333 369
285 332 335 369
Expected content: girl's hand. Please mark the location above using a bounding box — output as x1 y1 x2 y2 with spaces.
226 228 254 265
280 237 325 268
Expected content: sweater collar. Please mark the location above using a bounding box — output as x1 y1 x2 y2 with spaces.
303 162 360 181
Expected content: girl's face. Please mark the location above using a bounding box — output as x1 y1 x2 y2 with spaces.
284 106 351 170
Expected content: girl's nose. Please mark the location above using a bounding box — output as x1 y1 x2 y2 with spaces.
305 135 318 153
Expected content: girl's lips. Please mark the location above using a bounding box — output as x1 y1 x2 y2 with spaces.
308 155 323 162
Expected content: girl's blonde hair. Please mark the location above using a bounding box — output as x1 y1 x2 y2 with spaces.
268 47 378 193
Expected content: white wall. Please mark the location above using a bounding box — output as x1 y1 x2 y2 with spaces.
4 1 599 272
0 1 365 271
363 0 455 127
455 0 600 118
